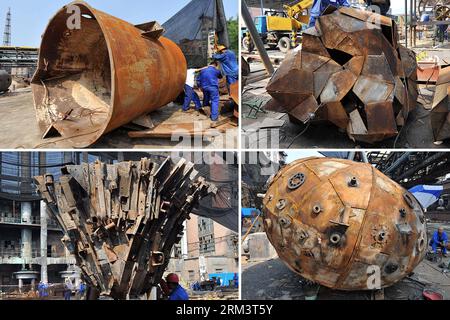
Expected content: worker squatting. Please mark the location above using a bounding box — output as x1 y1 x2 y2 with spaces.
430 226 449 256
182 45 238 122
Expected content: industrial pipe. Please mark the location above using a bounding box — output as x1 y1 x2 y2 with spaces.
241 0 274 75
32 1 187 148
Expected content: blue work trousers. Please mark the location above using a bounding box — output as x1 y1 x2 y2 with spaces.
182 84 202 111
202 86 220 121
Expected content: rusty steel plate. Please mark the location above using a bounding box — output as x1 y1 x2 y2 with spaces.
262 158 427 290
32 1 187 148
431 67 450 141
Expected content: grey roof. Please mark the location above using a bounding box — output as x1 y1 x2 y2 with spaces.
163 0 217 43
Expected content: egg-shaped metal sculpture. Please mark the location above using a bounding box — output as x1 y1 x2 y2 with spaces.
262 157 427 290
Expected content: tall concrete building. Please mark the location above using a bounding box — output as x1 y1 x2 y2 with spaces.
168 216 239 285
167 152 239 285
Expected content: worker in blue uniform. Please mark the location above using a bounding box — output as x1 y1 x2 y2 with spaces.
212 45 238 89
197 61 223 122
309 0 351 28
182 68 202 112
430 226 448 256
38 281 48 298
161 273 189 301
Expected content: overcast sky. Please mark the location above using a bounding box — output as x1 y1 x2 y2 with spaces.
0 0 238 47
391 2 406 15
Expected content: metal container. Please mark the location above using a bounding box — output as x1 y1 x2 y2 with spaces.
32 1 187 148
0 70 12 92
263 158 427 290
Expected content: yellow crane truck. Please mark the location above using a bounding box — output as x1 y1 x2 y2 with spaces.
241 0 313 53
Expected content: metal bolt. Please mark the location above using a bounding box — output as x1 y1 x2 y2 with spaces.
312 204 322 214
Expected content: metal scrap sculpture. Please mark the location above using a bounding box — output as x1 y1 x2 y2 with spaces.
32 1 187 148
266 7 418 144
262 158 427 290
35 157 213 299
431 66 450 141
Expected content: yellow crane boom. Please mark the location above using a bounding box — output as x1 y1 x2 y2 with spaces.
283 0 314 26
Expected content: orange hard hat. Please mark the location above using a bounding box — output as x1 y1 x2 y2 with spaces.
166 273 179 284
217 45 227 52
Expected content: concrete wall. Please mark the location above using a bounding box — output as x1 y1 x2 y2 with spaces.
0 226 65 261
185 215 236 258
187 215 200 259
245 232 277 261
168 255 238 284
167 215 238 284
213 223 236 258
0 264 72 286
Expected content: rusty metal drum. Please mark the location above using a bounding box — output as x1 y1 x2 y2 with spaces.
262 157 427 290
32 1 187 148
0 70 12 92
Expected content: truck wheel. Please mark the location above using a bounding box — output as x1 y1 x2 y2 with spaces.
278 37 291 53
242 37 254 53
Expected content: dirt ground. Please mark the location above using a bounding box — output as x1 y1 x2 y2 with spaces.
0 88 238 149
242 220 450 300
189 289 239 300
242 47 450 149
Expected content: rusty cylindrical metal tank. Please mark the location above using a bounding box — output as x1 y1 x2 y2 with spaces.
31 1 187 148
262 158 427 291
0 70 12 92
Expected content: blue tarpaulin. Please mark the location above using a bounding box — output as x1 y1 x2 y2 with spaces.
208 272 237 286
408 185 444 209
241 208 260 218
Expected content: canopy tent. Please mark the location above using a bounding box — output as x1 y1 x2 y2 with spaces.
408 185 445 209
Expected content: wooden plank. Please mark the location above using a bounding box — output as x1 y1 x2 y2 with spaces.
210 116 233 128
128 123 224 138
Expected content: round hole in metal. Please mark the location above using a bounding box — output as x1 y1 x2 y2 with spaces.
288 173 306 190
330 233 341 245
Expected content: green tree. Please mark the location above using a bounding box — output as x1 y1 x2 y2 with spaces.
227 17 239 53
